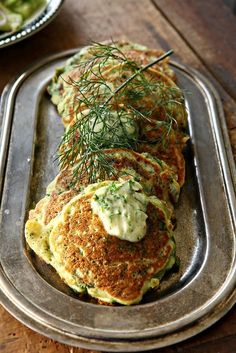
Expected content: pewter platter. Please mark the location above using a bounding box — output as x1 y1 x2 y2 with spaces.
0 50 235 351
0 0 64 49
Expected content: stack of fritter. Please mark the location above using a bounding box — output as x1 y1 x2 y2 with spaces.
25 41 188 305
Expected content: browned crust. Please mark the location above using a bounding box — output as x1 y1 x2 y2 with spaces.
58 60 181 127
44 190 77 225
52 195 173 302
55 147 178 196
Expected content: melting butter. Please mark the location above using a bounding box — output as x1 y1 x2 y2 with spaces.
91 179 148 242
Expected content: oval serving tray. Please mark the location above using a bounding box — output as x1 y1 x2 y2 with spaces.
0 50 235 352
0 0 64 49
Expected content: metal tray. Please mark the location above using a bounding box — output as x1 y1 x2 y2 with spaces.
0 50 235 352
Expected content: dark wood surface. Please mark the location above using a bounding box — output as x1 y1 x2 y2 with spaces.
0 1 235 352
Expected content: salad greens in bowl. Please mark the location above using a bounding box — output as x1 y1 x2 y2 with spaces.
0 0 46 32
0 0 64 48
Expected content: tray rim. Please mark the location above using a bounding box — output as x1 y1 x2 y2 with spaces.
0 50 235 351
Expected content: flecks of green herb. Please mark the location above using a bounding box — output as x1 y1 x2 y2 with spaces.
58 42 181 184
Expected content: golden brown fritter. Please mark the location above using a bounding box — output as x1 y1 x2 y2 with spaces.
25 42 187 306
27 148 179 230
48 148 180 205
43 190 77 225
48 41 176 113
78 41 176 81
137 128 189 187
54 62 186 128
113 41 176 81
49 191 175 304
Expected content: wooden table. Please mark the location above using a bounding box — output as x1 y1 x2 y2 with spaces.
0 1 235 352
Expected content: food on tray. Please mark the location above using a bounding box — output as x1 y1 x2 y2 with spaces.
25 41 189 305
26 148 180 228
26 179 176 305
48 42 188 185
0 0 45 32
48 43 183 128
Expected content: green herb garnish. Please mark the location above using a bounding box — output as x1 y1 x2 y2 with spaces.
57 42 184 184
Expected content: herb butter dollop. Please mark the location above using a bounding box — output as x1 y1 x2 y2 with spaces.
91 179 148 242
83 108 139 144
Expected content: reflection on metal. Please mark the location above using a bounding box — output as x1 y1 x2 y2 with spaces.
0 50 235 351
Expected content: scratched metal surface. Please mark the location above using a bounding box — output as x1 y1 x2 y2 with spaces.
0 51 235 351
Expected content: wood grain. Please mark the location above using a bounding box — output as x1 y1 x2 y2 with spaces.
0 304 235 353
0 0 235 352
152 0 236 157
0 307 100 353
153 0 236 100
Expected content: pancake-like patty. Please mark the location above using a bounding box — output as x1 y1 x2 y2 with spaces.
112 41 176 81
48 41 183 128
27 148 179 233
48 187 175 305
53 63 188 186
100 148 180 203
77 41 176 80
138 127 189 187
50 61 186 128
48 41 176 114
49 148 180 214
25 181 112 283
25 181 176 305
48 43 188 186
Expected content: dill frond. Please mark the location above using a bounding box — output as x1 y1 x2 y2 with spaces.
57 42 186 184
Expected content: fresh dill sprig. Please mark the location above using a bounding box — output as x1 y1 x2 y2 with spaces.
57 42 185 184
103 49 174 105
